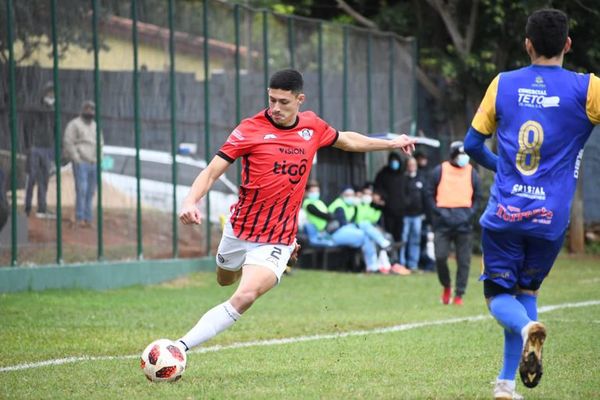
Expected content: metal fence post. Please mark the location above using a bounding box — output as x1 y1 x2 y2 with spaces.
168 0 178 258
5 0 18 266
342 26 348 132
203 0 211 255
367 32 373 179
262 10 269 107
411 38 418 136
317 22 324 118
92 0 104 260
388 35 395 133
50 0 63 264
131 0 143 259
234 4 242 185
287 16 295 69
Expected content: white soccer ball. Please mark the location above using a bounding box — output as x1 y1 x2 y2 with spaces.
140 339 187 382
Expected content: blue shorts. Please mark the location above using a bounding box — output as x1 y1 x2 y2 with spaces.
480 228 565 292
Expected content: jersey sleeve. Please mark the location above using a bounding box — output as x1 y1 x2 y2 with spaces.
471 75 500 136
587 73 600 125
217 124 253 162
315 116 339 148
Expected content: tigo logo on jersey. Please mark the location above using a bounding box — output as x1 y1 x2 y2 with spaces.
517 88 560 108
297 128 314 141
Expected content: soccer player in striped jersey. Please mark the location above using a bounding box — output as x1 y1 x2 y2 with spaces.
464 9 600 400
176 69 416 354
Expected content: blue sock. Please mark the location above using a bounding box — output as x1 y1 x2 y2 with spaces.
488 293 531 334
498 329 522 380
516 293 538 320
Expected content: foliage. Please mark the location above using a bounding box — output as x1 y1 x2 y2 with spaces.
0 0 94 64
244 0 600 136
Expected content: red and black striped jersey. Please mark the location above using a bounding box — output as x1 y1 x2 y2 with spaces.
217 109 338 245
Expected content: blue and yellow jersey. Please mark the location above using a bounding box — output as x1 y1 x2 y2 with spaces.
471 65 600 240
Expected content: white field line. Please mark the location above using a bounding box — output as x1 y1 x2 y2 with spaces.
1 299 599 373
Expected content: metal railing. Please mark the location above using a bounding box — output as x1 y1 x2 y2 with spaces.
1 0 416 267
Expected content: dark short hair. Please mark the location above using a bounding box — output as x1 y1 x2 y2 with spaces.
269 69 304 93
526 9 569 58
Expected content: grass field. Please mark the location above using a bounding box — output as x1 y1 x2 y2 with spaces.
1 254 599 399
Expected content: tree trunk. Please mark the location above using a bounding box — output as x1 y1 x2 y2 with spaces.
569 173 585 253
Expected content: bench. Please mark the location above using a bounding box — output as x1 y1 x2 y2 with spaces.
296 238 405 272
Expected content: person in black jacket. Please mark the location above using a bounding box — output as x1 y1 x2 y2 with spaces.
374 152 406 243
399 157 426 270
24 82 55 219
426 141 481 305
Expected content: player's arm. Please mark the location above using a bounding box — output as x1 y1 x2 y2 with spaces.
333 131 416 154
179 155 231 225
464 75 500 172
587 73 600 125
464 127 498 172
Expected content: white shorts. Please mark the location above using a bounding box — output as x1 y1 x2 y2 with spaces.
216 222 294 282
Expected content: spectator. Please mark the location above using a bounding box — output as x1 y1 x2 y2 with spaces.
426 141 481 305
328 186 381 273
355 184 383 225
356 184 411 275
63 100 102 228
301 180 336 247
374 152 406 243
414 150 430 172
399 157 426 271
24 81 55 219
413 150 436 271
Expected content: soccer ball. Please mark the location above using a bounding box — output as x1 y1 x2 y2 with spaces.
140 339 187 382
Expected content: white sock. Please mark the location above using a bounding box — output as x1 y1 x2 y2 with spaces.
496 378 515 387
496 378 516 391
178 301 241 350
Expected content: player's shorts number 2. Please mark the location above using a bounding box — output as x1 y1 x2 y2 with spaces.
516 120 544 176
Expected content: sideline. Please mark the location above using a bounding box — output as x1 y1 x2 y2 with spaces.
2 299 599 373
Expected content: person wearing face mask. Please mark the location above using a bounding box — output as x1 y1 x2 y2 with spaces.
425 141 481 305
399 157 426 271
63 100 103 228
356 184 411 275
374 152 407 245
301 180 337 247
327 186 381 273
23 81 56 219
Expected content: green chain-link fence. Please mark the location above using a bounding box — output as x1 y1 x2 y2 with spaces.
0 0 416 267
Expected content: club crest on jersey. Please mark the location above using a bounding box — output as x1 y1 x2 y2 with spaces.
297 128 314 141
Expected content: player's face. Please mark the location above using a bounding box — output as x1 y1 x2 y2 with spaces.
268 88 304 127
407 158 417 173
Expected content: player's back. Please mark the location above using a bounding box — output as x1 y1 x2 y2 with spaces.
481 65 598 239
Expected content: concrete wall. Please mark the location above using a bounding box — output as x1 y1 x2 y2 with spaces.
0 257 214 293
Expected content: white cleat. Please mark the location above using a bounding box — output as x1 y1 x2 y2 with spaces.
493 379 524 400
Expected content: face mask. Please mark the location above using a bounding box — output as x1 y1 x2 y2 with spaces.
408 171 417 178
390 160 400 171
307 192 320 201
456 154 470 167
343 196 355 206
82 113 94 121
362 195 372 204
43 96 55 106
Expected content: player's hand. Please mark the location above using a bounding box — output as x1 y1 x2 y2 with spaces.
391 134 417 155
179 202 202 225
288 240 301 267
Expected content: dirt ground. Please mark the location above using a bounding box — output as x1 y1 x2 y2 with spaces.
0 169 220 266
